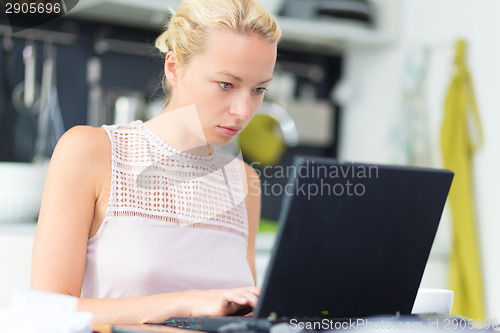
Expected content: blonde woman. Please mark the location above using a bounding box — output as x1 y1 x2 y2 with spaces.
31 0 280 324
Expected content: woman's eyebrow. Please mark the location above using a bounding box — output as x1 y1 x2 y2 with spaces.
258 78 273 84
217 71 273 84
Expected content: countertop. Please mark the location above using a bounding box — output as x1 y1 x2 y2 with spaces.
0 221 37 234
94 323 192 333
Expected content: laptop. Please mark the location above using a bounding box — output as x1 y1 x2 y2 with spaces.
163 156 454 332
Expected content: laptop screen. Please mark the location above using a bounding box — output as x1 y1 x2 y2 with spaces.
255 156 453 319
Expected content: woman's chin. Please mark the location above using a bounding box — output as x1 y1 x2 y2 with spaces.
210 138 234 147
208 134 237 147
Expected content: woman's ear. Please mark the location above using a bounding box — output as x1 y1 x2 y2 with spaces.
164 51 179 88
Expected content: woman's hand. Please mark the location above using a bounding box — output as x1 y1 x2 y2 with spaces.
186 286 260 317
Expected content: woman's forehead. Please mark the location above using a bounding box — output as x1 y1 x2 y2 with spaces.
189 30 277 80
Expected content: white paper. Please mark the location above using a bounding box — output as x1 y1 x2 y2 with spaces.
0 289 92 333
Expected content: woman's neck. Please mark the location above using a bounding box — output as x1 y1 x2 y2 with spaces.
145 104 212 156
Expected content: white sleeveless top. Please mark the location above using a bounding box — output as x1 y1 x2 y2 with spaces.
81 120 254 298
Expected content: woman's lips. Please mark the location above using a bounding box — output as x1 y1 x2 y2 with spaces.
217 125 243 137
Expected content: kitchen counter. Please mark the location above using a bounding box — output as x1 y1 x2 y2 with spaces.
94 323 190 333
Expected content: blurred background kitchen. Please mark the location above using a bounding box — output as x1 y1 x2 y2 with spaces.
0 0 499 322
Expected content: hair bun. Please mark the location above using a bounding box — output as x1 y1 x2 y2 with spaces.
155 30 170 53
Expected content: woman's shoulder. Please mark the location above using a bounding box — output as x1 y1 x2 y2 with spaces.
55 125 109 158
241 160 261 197
50 125 110 175
243 161 259 181
60 124 108 143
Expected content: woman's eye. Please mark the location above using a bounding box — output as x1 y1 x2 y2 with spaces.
218 82 232 89
254 87 267 94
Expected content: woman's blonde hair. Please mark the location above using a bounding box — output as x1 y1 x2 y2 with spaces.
155 0 281 102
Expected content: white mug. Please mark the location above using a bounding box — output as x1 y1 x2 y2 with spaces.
411 288 454 314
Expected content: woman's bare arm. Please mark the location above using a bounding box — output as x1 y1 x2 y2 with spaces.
32 126 105 296
78 287 260 324
244 163 262 286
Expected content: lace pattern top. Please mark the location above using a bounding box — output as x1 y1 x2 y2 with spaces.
81 120 254 298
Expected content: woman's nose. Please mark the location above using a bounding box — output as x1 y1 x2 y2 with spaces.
229 93 251 120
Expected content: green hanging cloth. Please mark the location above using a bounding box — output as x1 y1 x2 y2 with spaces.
440 39 484 320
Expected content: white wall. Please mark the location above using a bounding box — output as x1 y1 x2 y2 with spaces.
339 0 500 319
0 232 34 307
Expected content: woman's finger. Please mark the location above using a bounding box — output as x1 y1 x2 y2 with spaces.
222 288 259 308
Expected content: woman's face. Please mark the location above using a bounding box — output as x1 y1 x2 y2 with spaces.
166 30 278 146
